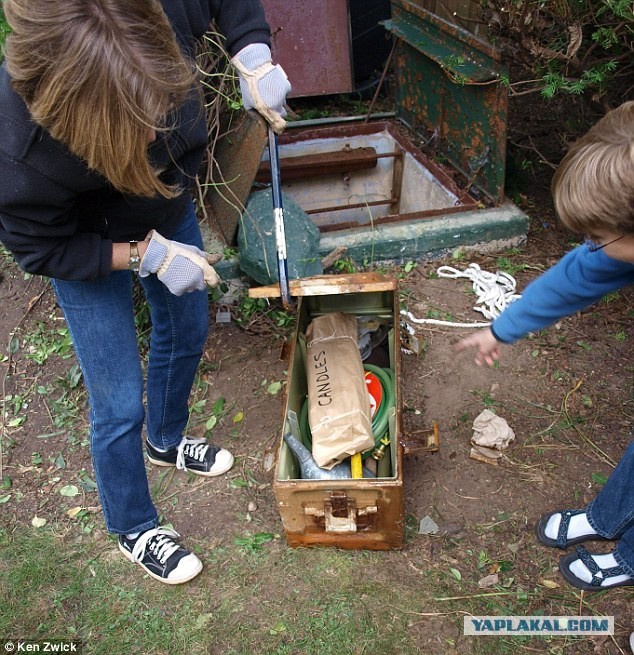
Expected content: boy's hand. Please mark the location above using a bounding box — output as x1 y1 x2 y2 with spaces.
455 328 501 367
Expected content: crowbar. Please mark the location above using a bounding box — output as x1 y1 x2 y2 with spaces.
267 125 293 309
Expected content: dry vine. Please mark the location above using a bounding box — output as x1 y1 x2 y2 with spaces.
194 31 243 224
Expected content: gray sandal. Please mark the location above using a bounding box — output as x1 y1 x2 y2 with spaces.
560 546 634 591
536 509 606 549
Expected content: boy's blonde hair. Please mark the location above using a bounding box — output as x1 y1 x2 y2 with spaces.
4 0 197 198
552 100 634 237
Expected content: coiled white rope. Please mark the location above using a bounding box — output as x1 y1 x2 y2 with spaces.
401 263 522 329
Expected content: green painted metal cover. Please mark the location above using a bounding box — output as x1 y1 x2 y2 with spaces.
385 0 508 202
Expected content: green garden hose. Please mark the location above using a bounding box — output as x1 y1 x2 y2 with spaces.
299 364 395 459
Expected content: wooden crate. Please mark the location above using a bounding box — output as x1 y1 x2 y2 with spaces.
270 273 404 549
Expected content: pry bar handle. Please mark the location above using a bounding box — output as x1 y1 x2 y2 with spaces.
267 126 292 309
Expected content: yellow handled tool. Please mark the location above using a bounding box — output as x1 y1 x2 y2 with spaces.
350 452 363 479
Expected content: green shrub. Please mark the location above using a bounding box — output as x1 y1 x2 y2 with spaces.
482 0 633 105
0 7 9 61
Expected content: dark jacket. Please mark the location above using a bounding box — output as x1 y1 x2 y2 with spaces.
0 0 270 280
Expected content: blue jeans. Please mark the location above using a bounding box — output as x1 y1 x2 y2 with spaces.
51 202 209 534
586 437 634 576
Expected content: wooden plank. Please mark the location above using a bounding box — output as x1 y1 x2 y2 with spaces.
248 273 398 298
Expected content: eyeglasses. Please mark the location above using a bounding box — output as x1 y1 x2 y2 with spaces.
585 235 626 252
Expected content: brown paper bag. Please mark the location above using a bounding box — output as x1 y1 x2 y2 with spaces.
305 312 374 469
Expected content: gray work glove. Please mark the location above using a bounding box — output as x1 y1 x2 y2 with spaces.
231 43 291 134
139 230 220 296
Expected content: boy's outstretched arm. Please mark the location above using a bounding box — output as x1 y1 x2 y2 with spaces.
455 328 500 367
454 245 634 367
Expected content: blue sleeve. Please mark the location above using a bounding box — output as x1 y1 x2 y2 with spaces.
491 245 634 343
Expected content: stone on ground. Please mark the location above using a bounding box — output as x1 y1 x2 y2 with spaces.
238 188 322 285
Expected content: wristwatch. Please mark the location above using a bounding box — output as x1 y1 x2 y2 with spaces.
128 241 141 272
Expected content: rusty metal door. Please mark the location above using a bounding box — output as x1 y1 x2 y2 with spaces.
260 0 354 98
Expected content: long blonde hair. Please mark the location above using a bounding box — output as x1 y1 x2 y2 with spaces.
4 0 197 198
552 101 634 237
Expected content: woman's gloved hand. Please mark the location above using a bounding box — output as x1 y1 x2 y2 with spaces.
139 230 220 296
231 43 291 134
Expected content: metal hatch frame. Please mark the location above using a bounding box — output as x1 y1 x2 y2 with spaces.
384 0 509 203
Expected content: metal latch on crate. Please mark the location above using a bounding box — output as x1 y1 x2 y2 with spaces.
304 491 378 533
401 420 440 455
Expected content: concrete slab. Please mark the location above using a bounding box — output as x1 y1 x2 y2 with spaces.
317 201 529 263
213 200 529 283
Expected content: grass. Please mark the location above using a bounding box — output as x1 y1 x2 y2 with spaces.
2 520 631 655
0 526 428 655
0 525 224 653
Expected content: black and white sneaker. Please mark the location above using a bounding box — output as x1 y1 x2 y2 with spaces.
118 527 202 585
146 436 234 477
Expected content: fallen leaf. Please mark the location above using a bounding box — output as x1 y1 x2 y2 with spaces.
232 411 244 423
566 23 583 59
8 335 20 354
32 516 47 528
269 621 287 635
195 613 214 629
539 579 560 589
205 416 217 431
60 484 80 497
267 381 282 395
478 573 499 588
66 506 84 518
418 515 439 535
263 452 275 472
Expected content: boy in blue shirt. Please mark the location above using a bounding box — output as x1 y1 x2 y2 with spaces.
457 101 634 591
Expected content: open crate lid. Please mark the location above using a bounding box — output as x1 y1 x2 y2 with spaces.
248 272 398 299
384 0 508 203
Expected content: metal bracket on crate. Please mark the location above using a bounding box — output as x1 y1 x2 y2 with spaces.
304 491 378 533
401 420 440 454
